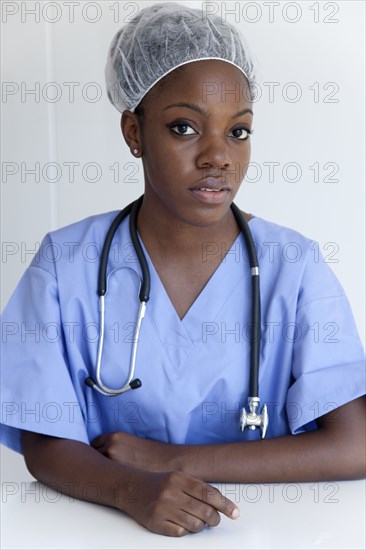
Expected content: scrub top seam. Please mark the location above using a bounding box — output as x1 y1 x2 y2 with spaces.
27 264 57 279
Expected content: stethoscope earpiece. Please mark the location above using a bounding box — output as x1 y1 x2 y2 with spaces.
84 377 142 395
130 378 142 389
85 377 96 389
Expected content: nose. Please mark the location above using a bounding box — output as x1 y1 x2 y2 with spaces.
196 135 232 171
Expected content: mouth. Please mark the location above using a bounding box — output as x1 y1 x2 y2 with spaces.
189 178 231 204
197 187 225 192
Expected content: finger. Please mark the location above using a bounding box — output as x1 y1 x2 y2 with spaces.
204 484 240 520
163 520 189 537
179 493 221 527
144 517 189 538
171 509 207 534
187 480 240 520
182 499 221 527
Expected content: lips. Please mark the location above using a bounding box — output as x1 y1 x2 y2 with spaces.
189 177 231 205
198 187 224 192
190 177 230 193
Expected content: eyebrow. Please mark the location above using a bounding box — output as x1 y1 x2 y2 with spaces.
162 102 253 118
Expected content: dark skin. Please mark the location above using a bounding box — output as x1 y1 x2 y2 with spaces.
22 60 366 537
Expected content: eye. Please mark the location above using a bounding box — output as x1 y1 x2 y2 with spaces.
170 122 197 135
230 127 253 140
168 122 253 140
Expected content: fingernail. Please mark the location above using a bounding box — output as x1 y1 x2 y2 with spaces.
231 508 240 519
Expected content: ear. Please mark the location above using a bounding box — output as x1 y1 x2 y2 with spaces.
120 110 140 151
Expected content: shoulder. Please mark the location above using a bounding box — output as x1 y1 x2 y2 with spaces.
245 214 336 294
248 215 347 303
246 213 315 251
48 210 122 242
30 209 126 271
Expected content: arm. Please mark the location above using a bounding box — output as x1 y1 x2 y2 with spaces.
92 396 366 483
21 431 240 537
175 396 366 483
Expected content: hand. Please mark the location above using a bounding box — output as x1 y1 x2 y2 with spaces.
91 431 174 472
117 468 240 537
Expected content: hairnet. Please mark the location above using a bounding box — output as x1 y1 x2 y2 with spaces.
105 2 256 113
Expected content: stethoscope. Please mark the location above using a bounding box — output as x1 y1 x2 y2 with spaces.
85 195 269 438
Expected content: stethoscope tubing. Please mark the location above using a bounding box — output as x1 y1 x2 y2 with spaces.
87 195 261 401
230 202 261 398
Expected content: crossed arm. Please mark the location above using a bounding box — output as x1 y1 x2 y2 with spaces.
89 395 366 483
22 395 366 536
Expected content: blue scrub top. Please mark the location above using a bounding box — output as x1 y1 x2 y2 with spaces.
1 209 365 454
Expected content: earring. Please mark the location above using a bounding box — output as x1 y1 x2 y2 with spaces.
133 148 139 155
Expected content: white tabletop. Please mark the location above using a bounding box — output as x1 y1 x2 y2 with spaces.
1 445 365 550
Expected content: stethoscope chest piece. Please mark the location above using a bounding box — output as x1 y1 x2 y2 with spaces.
240 397 269 439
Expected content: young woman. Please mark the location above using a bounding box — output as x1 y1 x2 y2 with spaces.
1 1 365 538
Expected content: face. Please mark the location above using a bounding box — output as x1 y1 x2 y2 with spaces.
122 60 253 228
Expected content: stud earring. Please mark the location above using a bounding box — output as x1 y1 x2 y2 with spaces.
133 148 139 155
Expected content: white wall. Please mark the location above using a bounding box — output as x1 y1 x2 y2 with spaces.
1 0 365 345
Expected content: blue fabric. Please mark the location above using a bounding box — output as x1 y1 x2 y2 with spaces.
1 211 365 454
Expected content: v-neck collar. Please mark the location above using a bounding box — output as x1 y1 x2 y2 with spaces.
136 218 258 346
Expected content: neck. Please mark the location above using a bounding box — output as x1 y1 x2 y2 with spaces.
136 194 241 261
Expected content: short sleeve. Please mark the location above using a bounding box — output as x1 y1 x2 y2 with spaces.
0 235 89 454
286 245 366 434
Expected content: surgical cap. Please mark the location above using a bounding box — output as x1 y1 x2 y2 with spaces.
105 1 256 113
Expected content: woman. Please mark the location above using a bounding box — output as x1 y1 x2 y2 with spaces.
1 2 365 538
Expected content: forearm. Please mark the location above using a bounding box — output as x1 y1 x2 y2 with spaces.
172 429 366 484
173 431 323 482
21 431 143 512
168 397 366 483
